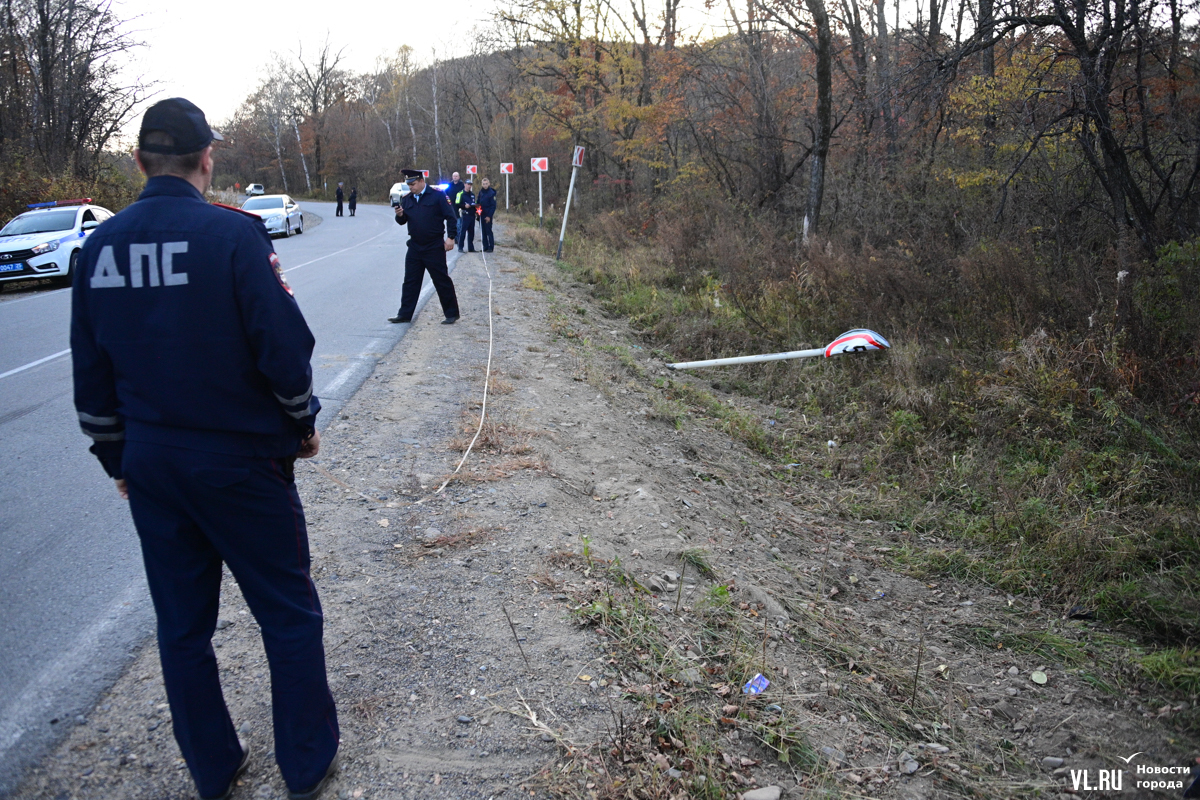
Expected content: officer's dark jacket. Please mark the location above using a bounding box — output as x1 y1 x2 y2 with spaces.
71 176 320 479
478 187 497 217
394 188 457 247
457 190 476 211
446 181 465 209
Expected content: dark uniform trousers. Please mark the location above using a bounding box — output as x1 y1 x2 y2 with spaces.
124 441 339 798
459 213 476 251
481 218 494 251
398 243 460 319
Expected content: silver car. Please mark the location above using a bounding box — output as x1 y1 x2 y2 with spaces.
241 194 304 237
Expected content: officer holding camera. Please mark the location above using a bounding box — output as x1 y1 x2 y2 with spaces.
389 169 460 324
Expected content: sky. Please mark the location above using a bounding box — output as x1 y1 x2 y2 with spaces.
112 0 498 139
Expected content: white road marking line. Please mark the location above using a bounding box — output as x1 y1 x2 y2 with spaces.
283 229 391 273
0 583 147 759
0 348 71 381
319 338 388 398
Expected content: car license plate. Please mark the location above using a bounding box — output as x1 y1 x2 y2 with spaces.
0 262 24 273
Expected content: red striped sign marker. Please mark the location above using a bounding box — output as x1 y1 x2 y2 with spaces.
532 158 548 226
667 329 891 370
500 163 513 208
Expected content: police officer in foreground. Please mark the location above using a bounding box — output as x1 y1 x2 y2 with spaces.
389 168 460 324
71 98 340 800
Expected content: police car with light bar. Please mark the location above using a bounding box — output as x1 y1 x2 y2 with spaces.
0 198 115 287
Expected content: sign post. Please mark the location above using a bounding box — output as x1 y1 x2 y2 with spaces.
531 157 548 227
500 163 513 209
557 145 585 260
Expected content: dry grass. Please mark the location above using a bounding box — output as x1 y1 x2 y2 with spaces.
512 207 1200 652
488 374 515 395
439 456 547 484
450 412 534 455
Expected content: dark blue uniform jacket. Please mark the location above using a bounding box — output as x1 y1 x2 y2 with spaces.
395 188 457 249
71 176 320 479
478 187 497 218
446 181 465 210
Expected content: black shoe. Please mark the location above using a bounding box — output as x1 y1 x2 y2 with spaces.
457 248 464 253
288 752 339 800
200 742 250 800
442 316 459 325
468 248 477 252
388 315 412 324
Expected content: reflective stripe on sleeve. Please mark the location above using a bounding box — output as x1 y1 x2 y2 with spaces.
274 385 313 408
78 411 120 426
80 426 125 442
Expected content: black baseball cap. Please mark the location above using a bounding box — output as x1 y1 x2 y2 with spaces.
138 98 223 155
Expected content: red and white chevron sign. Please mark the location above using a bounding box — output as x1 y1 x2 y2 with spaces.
500 163 514 174
531 157 548 172
466 165 477 174
572 146 585 167
824 329 891 358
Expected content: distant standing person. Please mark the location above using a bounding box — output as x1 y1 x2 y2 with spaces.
335 182 344 217
348 187 357 217
71 97 340 800
389 169 459 325
456 180 477 252
446 171 464 219
478 177 497 252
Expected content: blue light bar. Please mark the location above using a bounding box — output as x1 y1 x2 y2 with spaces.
25 198 92 209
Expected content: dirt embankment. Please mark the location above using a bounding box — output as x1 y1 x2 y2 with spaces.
13 233 1197 800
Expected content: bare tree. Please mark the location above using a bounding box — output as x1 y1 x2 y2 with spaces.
758 0 834 233
287 38 346 190
0 0 145 174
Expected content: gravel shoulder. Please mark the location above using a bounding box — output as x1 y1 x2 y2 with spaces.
11 230 1198 799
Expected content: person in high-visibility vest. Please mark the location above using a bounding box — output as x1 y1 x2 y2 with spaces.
455 180 477 252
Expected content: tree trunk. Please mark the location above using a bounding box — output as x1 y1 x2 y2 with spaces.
432 62 443 177
292 117 312 192
271 118 288 192
875 0 898 160
979 0 995 77
804 0 832 232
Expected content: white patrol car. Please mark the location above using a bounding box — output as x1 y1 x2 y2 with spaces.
0 199 115 287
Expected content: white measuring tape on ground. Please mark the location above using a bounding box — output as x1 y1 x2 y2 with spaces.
307 244 496 505
431 246 495 495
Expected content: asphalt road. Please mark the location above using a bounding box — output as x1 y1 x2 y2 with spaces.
0 199 461 793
